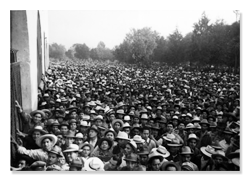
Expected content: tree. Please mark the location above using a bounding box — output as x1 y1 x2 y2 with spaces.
191 12 213 66
114 40 133 63
74 43 90 59
90 48 99 60
165 28 185 65
96 41 114 61
49 43 66 60
152 36 168 63
125 27 158 63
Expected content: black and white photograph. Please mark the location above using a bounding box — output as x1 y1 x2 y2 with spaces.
10 9 241 172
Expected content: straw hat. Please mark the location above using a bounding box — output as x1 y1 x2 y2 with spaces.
151 146 170 158
133 135 145 144
122 122 131 129
36 134 57 148
84 157 104 171
30 110 45 119
112 119 124 128
200 145 216 157
29 125 48 135
180 146 193 155
115 131 129 141
187 134 199 141
211 150 228 161
63 144 80 153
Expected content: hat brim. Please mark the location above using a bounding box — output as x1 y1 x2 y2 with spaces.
232 158 240 167
212 154 228 161
83 157 104 171
36 134 57 148
30 110 45 119
63 148 80 153
167 143 182 147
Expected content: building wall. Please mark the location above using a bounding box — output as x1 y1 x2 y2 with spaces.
10 10 49 113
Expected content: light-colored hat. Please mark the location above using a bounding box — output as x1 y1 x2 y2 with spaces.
232 158 240 167
75 133 84 139
80 120 90 127
162 133 175 142
200 119 210 126
141 114 149 120
84 157 104 171
151 145 170 158
95 115 103 121
180 146 193 155
115 131 129 141
82 115 90 121
36 134 57 148
200 145 216 157
29 125 48 135
124 115 131 121
148 149 164 163
192 116 200 123
133 135 145 144
30 110 45 119
212 150 228 161
112 119 124 128
116 109 125 115
122 122 131 129
128 140 137 150
90 110 97 115
187 134 199 141
185 123 195 129
172 115 179 120
79 141 94 153
186 113 192 118
63 144 80 153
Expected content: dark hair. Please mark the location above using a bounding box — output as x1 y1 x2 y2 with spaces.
112 155 122 167
167 122 174 127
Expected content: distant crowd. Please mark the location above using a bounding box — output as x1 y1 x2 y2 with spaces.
11 60 240 171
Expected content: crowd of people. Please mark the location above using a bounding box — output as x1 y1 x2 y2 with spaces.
11 60 240 171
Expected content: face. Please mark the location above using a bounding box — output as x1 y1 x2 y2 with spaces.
132 129 140 136
70 111 77 119
82 146 91 158
42 138 53 151
214 156 224 165
126 161 136 170
169 146 180 155
123 128 130 135
47 153 58 165
66 151 78 163
109 159 118 169
100 140 110 151
201 124 209 132
33 113 42 123
65 137 75 146
75 138 84 145
142 130 150 140
70 123 77 131
52 125 59 133
18 160 26 168
133 118 139 124
166 166 177 171
178 123 185 130
151 158 161 171
60 126 69 135
182 154 192 162
95 119 103 127
89 130 98 138
114 122 121 131
32 131 41 140
106 132 115 141
140 155 148 165
124 144 133 155
188 139 197 149
166 124 174 133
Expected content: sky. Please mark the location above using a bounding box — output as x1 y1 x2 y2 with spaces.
48 10 238 50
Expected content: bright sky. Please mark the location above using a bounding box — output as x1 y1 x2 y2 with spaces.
48 10 238 50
